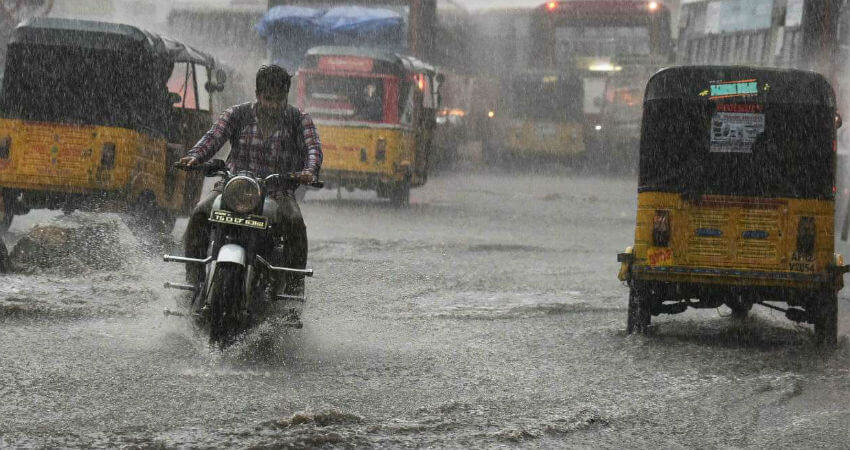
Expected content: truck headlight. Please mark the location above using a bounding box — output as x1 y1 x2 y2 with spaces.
222 176 261 214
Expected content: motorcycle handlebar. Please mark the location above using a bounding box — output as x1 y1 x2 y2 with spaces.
175 160 324 187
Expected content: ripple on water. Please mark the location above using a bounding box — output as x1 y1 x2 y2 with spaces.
411 290 614 320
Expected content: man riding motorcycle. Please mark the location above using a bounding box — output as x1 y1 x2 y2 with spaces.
179 65 322 310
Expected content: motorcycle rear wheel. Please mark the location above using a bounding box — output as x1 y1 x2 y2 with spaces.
207 262 246 348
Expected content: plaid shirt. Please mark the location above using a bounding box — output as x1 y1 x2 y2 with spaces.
187 102 322 178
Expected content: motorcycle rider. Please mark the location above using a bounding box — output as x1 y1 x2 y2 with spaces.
179 65 322 311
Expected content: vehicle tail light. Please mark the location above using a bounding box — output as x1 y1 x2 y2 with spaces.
375 138 387 162
101 142 115 169
796 216 816 257
546 1 558 11
653 210 670 247
0 136 10 159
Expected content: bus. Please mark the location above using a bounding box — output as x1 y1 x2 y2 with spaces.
532 1 673 166
472 2 672 165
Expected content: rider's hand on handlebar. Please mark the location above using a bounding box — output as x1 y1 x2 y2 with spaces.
295 170 316 184
179 156 198 166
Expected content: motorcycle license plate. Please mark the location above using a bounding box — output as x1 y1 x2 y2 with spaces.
209 210 269 230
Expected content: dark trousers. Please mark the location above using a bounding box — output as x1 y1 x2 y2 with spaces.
184 188 308 295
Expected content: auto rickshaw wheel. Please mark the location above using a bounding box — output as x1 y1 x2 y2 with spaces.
627 282 651 334
725 300 753 319
0 192 13 233
389 178 411 207
813 289 838 347
0 236 9 273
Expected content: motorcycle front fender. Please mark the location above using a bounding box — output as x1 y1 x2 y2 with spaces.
217 243 247 266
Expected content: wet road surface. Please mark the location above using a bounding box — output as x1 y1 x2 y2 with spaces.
2 171 850 448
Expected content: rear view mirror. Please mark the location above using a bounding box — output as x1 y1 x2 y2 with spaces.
204 68 227 92
214 68 227 84
168 92 182 105
205 81 225 93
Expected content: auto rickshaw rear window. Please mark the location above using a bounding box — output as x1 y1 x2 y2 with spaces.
639 98 834 199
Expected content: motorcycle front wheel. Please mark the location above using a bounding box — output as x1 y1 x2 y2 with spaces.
207 262 246 348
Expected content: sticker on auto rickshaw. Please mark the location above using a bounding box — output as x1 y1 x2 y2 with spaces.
708 79 759 99
710 107 765 153
209 210 269 229
790 253 816 272
647 247 673 266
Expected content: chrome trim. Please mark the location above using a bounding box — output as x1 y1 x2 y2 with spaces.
256 255 314 277
164 282 198 292
163 255 213 265
217 244 246 266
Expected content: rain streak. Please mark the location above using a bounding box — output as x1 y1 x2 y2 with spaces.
2 0 850 448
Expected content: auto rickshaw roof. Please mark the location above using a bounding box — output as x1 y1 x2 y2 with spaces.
304 46 437 75
645 65 835 106
10 17 216 67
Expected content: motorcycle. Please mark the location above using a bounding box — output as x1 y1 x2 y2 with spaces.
163 159 322 347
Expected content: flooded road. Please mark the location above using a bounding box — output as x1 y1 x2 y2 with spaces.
2 171 850 448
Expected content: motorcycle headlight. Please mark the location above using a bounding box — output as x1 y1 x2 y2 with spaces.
222 176 261 214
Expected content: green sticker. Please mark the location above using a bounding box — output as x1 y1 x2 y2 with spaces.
710 81 758 98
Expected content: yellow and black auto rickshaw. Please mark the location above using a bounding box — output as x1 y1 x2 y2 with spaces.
618 66 848 345
483 70 585 164
296 46 441 206
0 18 226 233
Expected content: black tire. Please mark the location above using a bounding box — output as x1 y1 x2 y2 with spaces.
0 192 13 233
389 178 411 207
726 301 753 319
0 237 9 273
627 282 651 334
814 289 838 347
207 262 246 348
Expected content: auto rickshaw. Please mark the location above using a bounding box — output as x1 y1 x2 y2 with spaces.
617 66 848 345
0 18 227 233
483 70 585 165
296 46 441 205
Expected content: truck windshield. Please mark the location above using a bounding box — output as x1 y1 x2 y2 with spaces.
304 74 386 123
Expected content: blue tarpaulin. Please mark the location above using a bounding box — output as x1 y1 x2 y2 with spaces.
256 6 406 71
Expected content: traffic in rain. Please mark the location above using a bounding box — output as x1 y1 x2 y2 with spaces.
2 0 850 448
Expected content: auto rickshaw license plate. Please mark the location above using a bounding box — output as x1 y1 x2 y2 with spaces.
209 210 269 230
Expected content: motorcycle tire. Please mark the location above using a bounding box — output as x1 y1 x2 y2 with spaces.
813 289 838 348
207 262 246 348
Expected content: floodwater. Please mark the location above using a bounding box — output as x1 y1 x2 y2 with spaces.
2 171 850 448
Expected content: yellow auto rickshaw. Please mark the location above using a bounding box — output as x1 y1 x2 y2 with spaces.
483 70 585 165
618 66 848 345
296 46 441 205
0 18 227 233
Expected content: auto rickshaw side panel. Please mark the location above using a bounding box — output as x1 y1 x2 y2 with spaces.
0 118 192 215
314 121 417 184
632 191 835 288
501 119 585 157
